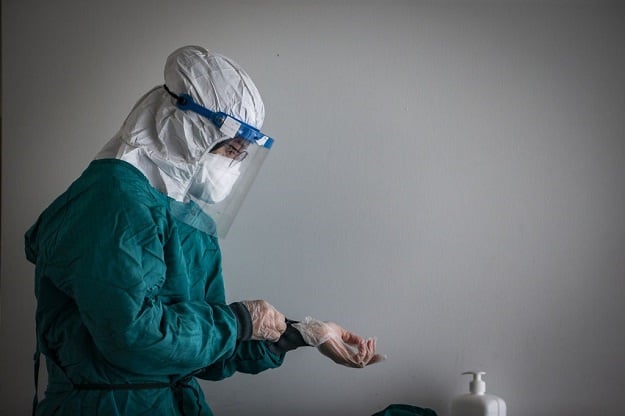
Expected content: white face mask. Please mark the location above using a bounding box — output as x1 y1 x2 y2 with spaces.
187 153 241 204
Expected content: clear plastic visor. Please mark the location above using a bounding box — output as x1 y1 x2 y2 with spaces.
171 137 271 238
163 85 274 238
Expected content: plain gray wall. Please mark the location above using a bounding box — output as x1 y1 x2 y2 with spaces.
2 1 624 415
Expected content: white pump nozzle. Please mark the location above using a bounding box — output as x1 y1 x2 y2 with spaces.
462 371 486 395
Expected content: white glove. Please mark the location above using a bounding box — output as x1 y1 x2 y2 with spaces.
240 300 287 342
293 317 386 368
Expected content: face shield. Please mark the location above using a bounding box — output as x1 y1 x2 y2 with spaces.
164 86 274 238
95 46 274 239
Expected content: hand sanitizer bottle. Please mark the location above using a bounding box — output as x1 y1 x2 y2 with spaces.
450 371 506 416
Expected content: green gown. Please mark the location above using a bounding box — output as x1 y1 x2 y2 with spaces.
25 159 284 415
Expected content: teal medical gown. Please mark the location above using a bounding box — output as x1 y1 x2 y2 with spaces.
25 159 285 415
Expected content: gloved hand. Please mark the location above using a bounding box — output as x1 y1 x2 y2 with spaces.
240 300 287 342
293 317 386 368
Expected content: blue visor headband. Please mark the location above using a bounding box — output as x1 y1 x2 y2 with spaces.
163 85 274 149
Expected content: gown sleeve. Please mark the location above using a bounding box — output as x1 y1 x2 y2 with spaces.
197 321 308 381
44 180 241 376
197 340 285 381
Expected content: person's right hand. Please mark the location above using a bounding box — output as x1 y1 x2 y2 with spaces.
316 322 385 368
292 317 386 368
240 300 287 342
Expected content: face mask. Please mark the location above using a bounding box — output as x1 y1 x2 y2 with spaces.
187 153 241 204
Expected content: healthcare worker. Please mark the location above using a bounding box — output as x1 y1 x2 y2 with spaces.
25 46 384 416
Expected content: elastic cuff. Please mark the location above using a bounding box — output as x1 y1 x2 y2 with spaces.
229 302 253 341
267 321 309 355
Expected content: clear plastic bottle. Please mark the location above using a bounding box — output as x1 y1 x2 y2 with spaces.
450 371 506 416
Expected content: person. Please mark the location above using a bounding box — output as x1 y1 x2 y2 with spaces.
25 45 384 416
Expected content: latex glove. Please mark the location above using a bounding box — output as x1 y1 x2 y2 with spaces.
293 317 386 368
240 300 287 342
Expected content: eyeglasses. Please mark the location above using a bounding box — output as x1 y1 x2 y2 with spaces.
163 85 274 150
212 140 249 165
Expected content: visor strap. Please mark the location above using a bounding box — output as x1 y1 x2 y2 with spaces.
163 84 186 106
163 85 274 149
163 85 220 125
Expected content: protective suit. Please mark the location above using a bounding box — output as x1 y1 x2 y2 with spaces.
25 46 295 416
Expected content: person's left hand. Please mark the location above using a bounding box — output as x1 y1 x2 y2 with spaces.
240 299 287 342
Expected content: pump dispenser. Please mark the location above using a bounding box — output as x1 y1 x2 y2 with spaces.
450 371 506 416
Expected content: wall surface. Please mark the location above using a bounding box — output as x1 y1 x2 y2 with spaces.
2 1 624 415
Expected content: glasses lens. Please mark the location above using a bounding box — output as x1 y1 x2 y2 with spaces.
226 141 248 160
236 150 248 162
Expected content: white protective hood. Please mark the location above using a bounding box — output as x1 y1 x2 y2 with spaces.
96 45 265 203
